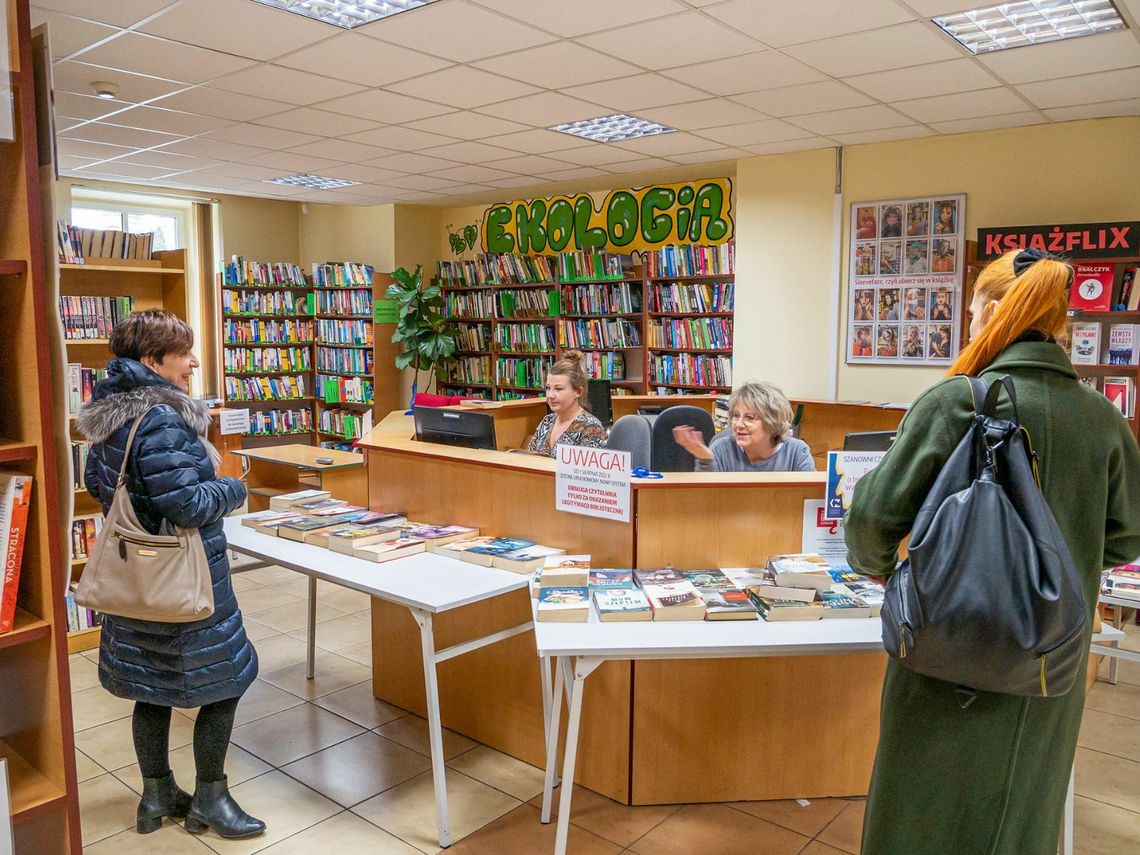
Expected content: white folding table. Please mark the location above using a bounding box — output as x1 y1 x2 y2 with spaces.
224 517 533 848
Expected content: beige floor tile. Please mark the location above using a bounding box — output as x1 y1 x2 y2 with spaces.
1079 708 1140 763
83 820 216 853
276 575 341 599
288 612 372 652
1075 747 1140 813
228 573 261 593
352 768 520 855
337 640 373 667
281 731 431 807
69 652 101 691
727 797 847 838
311 680 408 729
256 810 423 854
243 599 344 633
447 745 546 802
534 786 679 849
78 772 140 846
1074 795 1140 854
75 748 105 783
114 744 272 796
230 703 365 767
234 584 303 614
229 678 307 727
800 842 851 855
197 770 341 855
1096 654 1140 687
319 586 373 615
376 714 477 761
248 633 310 674
259 653 372 700
816 800 865 855
444 803 622 855
71 685 135 733
235 565 299 587
627 803 808 855
81 649 101 665
239 616 280 642
76 707 196 772
1085 679 1140 721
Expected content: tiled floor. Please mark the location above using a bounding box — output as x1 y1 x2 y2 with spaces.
71 566 1140 853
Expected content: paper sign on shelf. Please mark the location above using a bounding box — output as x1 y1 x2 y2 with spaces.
825 451 886 521
218 408 250 436
555 446 631 524
374 299 399 323
802 499 850 568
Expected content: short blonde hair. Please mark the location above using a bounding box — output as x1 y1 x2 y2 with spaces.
727 381 793 444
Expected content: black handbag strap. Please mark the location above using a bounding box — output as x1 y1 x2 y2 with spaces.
965 374 1021 424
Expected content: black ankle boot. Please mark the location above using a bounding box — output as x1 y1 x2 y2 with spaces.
184 775 266 840
137 771 192 834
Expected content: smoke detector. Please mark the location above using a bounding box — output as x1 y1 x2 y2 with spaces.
91 81 119 100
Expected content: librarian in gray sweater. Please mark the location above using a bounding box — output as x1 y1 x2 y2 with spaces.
673 381 815 472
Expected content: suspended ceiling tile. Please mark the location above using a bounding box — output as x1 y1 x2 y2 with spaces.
742 137 835 156
892 87 1030 125
73 160 181 179
153 137 273 161
435 184 497 196
361 152 465 174
361 0 554 63
426 165 521 184
666 147 752 165
317 164 410 183
978 30 1140 85
101 104 234 136
419 140 519 165
732 80 873 117
386 174 465 191
829 125 937 146
542 166 611 181
784 22 962 78
927 112 1048 135
53 91 132 122
485 175 547 190
638 99 766 130
244 151 345 174
253 107 382 138
193 161 291 181
542 144 659 167
286 139 398 164
468 0 685 38
1043 98 1140 122
597 155 677 172
386 66 540 110
147 86 293 121
578 12 758 71
201 122 324 150
705 0 915 48
32 0 177 28
564 74 710 111
75 32 256 85
787 104 913 135
479 128 595 154
695 118 816 146
404 112 531 140
1018 67 1140 110
477 91 610 126
274 32 452 87
211 64 365 106
109 150 223 171
473 42 641 89
611 131 725 157
58 155 102 171
55 137 136 159
343 125 459 151
51 60 188 102
321 89 453 123
59 120 183 148
29 9 118 59
482 154 580 175
661 51 827 96
140 0 336 61
844 59 1001 102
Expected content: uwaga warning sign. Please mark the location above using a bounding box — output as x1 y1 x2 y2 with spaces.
555 446 631 524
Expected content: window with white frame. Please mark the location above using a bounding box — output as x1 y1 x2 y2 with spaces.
71 204 183 251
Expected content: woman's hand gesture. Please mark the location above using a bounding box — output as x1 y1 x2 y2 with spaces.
672 425 713 461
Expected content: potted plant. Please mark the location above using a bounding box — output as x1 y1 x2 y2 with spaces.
385 265 458 404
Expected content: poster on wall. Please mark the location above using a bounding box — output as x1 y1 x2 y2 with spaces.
0 5 13 141
847 194 966 366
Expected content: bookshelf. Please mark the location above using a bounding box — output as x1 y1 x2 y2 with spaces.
438 247 734 400
1 0 82 849
59 251 188 653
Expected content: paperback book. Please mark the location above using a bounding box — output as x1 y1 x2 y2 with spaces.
1069 263 1114 312
463 537 536 567
1107 324 1140 365
696 587 759 621
1070 322 1101 366
326 523 403 555
401 524 480 550
745 588 823 621
269 489 331 511
0 472 33 634
588 569 635 589
817 590 873 619
277 513 360 542
541 555 591 588
352 537 427 563
592 587 652 621
537 586 590 622
643 580 706 621
492 545 565 574
632 566 686 586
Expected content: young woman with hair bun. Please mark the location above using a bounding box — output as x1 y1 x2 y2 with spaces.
845 249 1140 854
525 350 607 456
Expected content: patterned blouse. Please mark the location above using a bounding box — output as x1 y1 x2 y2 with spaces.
527 410 607 457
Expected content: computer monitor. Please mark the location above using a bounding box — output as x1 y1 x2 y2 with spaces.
843 430 897 451
586 379 613 427
413 406 497 450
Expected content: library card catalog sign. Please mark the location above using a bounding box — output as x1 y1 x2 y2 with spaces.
848 194 966 366
825 451 886 521
218 408 250 436
555 446 631 524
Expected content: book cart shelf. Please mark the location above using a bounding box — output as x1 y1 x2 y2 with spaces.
437 246 734 400
1 0 82 849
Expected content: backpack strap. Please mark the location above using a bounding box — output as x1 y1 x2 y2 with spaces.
965 376 988 416
982 375 1020 424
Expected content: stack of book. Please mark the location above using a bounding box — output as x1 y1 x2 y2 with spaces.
537 555 592 622
1102 564 1140 602
732 554 884 622
438 536 564 574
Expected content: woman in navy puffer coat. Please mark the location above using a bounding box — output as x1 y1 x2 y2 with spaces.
78 310 264 840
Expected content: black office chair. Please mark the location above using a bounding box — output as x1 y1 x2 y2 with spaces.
586 379 613 428
650 405 715 472
843 430 897 451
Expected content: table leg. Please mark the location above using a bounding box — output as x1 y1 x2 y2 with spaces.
554 657 601 855
306 575 317 681
541 656 566 824
1109 607 1123 685
411 609 451 848
1060 763 1074 855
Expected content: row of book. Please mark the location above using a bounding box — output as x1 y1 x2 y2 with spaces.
0 472 33 634
63 590 102 633
650 354 732 387
317 346 372 375
445 291 496 318
645 241 735 278
499 289 557 319
495 323 556 353
319 407 370 440
58 295 134 340
1084 375 1137 418
224 345 311 374
316 289 372 315
437 253 557 287
561 282 642 315
455 324 491 352
318 374 373 405
224 375 307 402
312 262 373 287
580 351 626 380
66 364 108 415
446 356 493 385
247 408 313 437
221 289 309 316
315 319 372 346
496 356 553 389
223 318 313 345
1101 564 1140 602
558 250 626 282
57 221 154 263
224 257 307 287
648 280 734 313
1067 263 1140 312
70 514 101 561
1068 321 1140 366
560 318 642 350
647 318 733 351
70 442 90 490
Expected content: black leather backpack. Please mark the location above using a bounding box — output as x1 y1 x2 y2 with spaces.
880 375 1088 698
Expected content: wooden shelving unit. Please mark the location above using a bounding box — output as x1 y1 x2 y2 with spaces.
0 0 82 848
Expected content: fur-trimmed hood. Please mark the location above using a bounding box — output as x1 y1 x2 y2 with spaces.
77 357 211 444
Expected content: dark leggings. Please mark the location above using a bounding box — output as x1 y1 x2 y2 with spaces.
132 697 241 783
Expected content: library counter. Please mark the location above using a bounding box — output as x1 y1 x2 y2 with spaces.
356 404 902 805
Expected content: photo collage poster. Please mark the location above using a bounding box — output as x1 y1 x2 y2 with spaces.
847 194 966 365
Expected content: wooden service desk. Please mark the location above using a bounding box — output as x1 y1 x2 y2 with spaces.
358 411 888 806
232 444 366 511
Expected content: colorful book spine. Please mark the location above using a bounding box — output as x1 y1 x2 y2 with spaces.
0 473 33 633
646 318 733 350
224 374 308 402
649 280 735 313
315 319 372 346
649 353 732 388
222 318 314 344
246 407 314 437
559 318 641 349
312 262 373 287
315 288 372 315
223 346 312 374
221 289 310 316
495 323 557 353
58 295 134 340
317 374 374 405
224 256 308 286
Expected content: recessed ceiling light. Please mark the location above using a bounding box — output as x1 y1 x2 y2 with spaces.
91 81 119 99
549 114 676 144
265 173 361 190
933 0 1127 55
249 0 439 29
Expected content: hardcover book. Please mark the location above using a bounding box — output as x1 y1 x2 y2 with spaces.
352 537 427 563
269 489 331 511
241 510 300 528
492 544 565 574
253 513 306 535
308 502 367 517
1070 321 1101 365
292 498 348 514
537 586 590 622
592 587 652 621
1069 263 1114 312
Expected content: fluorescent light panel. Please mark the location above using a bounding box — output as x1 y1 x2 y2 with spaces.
250 0 439 29
549 114 676 144
266 173 360 189
933 0 1127 54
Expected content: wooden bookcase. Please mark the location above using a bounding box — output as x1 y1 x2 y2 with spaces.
314 263 377 451
60 250 187 654
0 0 82 849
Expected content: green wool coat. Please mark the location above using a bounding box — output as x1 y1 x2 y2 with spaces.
845 341 1140 855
